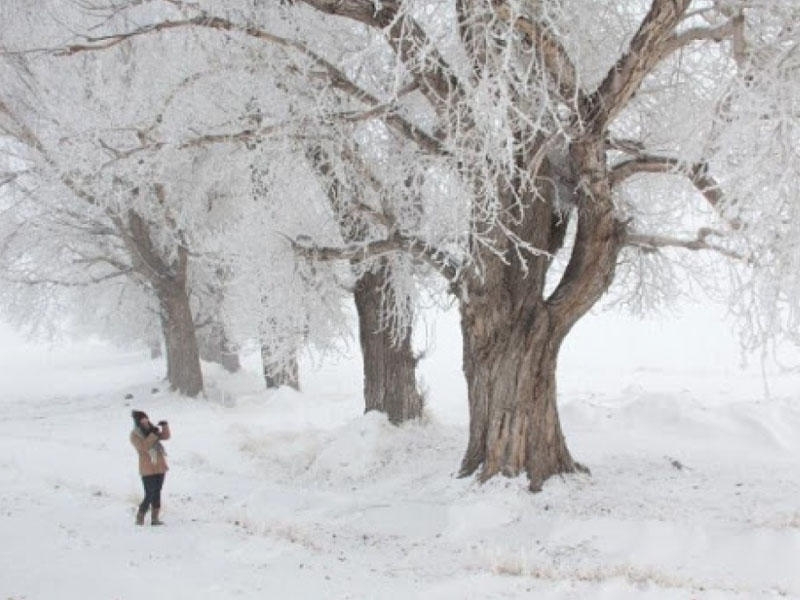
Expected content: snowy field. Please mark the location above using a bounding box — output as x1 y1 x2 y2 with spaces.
1 307 799 599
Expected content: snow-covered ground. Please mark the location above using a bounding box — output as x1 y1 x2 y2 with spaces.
1 307 799 599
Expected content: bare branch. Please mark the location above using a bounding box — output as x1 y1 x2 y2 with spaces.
610 152 741 230
290 232 460 282
625 228 746 261
297 0 465 114
592 6 740 132
609 154 683 186
2 268 133 288
491 2 579 103
606 137 647 155
589 0 693 131
658 19 737 60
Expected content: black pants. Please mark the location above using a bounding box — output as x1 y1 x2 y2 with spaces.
139 474 165 513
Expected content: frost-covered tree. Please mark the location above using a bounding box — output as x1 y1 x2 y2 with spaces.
305 142 425 422
278 0 800 489
0 2 260 396
0 0 408 406
222 148 353 392
5 0 799 490
0 110 207 396
1 0 432 422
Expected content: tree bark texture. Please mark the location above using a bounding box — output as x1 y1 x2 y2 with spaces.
122 208 204 397
457 141 622 491
305 144 424 424
158 284 204 397
354 266 424 425
459 298 575 491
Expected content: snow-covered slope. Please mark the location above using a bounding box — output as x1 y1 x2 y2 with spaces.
0 312 798 599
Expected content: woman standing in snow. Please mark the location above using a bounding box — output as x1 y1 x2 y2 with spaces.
130 410 171 526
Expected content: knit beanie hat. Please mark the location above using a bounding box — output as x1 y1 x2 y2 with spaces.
131 410 149 427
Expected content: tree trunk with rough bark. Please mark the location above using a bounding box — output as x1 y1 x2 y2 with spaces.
458 297 577 491
354 266 423 424
158 284 204 397
293 0 696 494
457 139 622 490
121 207 204 398
304 145 425 424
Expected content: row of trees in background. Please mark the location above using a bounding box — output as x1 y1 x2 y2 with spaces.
1 0 798 490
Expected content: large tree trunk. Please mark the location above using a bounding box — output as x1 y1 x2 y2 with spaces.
304 144 424 424
159 285 204 397
261 344 299 390
458 298 577 492
118 206 204 397
297 0 693 496
354 266 423 425
199 322 241 373
457 140 621 491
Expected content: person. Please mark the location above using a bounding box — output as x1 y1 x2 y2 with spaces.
130 410 171 526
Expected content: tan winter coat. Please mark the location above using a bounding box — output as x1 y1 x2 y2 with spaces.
130 424 171 476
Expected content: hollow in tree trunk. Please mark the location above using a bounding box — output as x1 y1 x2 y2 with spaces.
354 267 423 425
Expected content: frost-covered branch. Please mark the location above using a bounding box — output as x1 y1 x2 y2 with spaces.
658 19 738 61
590 0 693 131
1 268 133 288
298 0 465 113
16 8 445 155
72 254 132 273
0 170 28 187
0 98 47 157
625 228 746 262
610 152 741 230
290 232 460 282
2 95 105 209
490 2 578 103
